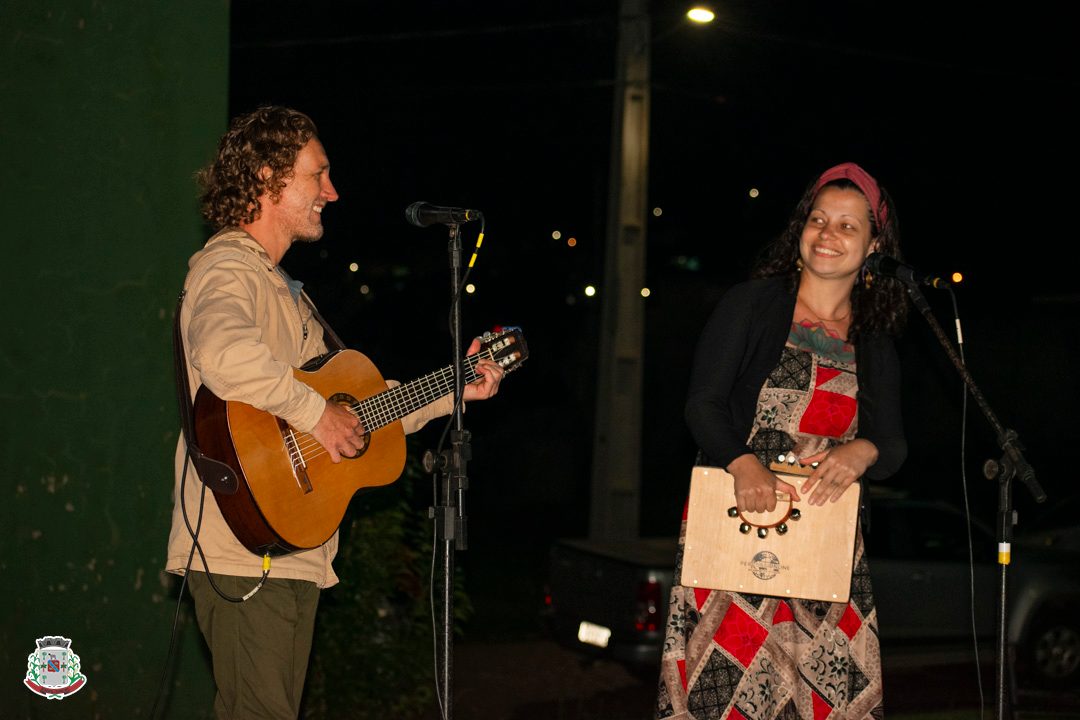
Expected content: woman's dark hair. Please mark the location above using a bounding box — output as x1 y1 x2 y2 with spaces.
752 176 908 340
197 106 318 230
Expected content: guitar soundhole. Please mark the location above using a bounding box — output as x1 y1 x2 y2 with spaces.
329 392 370 460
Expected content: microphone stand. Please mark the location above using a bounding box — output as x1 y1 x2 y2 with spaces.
904 282 1045 720
422 221 470 720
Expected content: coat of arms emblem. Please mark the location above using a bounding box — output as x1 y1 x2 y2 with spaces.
24 636 87 699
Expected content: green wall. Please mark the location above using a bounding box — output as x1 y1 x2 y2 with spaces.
1 1 228 717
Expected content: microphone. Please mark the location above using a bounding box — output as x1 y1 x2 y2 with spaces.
865 253 950 288
405 201 481 227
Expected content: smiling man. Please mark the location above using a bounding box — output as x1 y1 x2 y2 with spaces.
166 106 504 719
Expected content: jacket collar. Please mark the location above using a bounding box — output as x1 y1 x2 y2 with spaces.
192 227 276 271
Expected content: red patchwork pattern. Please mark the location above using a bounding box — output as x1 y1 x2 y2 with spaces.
694 587 712 610
656 341 884 717
837 603 862 639
772 601 795 625
714 602 768 668
799 367 856 437
816 366 841 384
812 690 833 720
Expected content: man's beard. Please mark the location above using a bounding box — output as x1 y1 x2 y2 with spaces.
293 222 325 244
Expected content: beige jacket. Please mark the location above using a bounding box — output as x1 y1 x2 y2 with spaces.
166 229 452 587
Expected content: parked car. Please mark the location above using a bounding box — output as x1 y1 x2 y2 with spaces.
542 536 676 671
541 491 1080 691
867 494 1080 690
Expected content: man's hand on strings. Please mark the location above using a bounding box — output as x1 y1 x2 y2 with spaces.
310 401 367 463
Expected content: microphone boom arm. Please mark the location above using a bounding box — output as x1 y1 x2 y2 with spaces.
906 283 1043 502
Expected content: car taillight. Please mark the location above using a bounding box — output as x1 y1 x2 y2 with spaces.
634 578 662 632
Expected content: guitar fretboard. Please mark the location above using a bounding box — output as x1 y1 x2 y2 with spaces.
354 352 487 430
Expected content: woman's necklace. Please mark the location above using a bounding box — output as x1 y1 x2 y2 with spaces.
796 296 851 342
798 297 851 324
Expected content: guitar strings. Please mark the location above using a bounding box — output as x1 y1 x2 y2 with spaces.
287 350 494 464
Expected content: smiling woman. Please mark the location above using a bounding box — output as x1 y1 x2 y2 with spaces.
656 162 909 720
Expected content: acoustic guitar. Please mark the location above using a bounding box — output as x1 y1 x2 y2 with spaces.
191 327 528 556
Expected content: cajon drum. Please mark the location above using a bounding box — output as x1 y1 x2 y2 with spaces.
682 463 861 603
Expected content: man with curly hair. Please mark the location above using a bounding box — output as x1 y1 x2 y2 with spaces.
165 106 505 719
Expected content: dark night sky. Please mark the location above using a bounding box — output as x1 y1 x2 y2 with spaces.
223 0 1079 547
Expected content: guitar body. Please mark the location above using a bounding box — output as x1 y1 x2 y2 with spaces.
190 327 528 557
193 350 407 556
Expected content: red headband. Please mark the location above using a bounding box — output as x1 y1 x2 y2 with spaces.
812 162 887 229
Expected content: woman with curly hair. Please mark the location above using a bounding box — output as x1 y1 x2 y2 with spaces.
655 162 909 719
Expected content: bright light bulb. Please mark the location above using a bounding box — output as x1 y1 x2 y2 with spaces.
687 7 715 23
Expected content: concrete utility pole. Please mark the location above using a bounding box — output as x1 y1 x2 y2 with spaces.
589 0 650 541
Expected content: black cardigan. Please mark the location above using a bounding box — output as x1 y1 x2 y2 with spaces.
684 277 907 481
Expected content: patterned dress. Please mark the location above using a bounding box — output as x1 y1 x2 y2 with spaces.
656 321 882 720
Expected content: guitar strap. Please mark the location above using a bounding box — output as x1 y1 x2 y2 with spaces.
172 289 239 495
300 288 346 353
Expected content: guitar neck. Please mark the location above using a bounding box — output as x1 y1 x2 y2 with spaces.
356 353 486 431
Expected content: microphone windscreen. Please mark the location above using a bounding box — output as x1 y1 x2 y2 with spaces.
864 252 897 275
405 201 433 227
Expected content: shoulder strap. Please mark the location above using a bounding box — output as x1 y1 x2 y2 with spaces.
300 288 347 352
173 289 238 495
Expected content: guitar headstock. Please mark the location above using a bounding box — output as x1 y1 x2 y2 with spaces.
478 326 528 374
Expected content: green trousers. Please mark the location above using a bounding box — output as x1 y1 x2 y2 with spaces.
187 572 320 720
